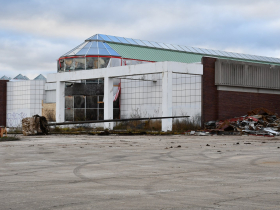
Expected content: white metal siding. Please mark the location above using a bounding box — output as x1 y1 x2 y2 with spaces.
45 90 56 103
215 59 280 89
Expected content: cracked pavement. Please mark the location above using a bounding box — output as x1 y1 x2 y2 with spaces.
1 134 280 209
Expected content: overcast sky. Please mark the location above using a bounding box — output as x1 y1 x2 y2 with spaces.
0 0 280 79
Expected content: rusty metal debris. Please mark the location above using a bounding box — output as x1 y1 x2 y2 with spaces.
205 108 280 136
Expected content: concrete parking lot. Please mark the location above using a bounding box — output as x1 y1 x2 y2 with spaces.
1 134 280 209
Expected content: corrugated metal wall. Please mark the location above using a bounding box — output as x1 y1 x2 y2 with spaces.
215 59 280 90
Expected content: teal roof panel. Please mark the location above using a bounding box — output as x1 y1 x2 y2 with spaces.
108 43 280 65
108 43 203 63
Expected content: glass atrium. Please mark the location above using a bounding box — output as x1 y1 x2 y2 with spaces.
58 34 280 73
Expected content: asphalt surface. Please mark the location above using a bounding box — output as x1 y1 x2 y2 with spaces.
1 134 280 210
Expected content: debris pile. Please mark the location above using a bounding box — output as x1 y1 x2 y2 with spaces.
22 115 49 136
0 127 7 138
205 108 280 136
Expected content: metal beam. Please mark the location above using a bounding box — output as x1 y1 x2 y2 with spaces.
48 116 189 126
116 77 157 82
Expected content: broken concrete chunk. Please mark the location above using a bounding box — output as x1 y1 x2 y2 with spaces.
22 115 49 136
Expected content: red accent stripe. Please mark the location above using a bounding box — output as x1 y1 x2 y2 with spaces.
122 58 155 63
58 56 155 63
58 55 121 61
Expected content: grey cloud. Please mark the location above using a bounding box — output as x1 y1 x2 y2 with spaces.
0 0 279 76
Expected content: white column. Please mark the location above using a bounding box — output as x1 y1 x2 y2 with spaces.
161 70 173 131
104 77 114 130
56 81 65 123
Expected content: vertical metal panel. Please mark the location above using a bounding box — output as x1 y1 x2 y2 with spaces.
215 59 280 89
46 90 56 103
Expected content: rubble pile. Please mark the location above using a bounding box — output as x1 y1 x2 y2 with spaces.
205 108 280 136
22 115 49 136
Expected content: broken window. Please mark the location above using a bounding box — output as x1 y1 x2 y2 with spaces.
86 109 98 120
65 58 74 71
74 109 85 121
98 57 110 68
99 109 104 120
86 96 98 108
65 109 74 121
86 57 99 70
65 96 73 108
74 96 85 108
113 108 120 119
74 58 86 70
98 96 104 108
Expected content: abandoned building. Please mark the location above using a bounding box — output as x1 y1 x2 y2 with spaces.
1 34 280 131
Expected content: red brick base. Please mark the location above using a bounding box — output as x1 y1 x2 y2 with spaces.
202 57 280 124
217 91 280 120
0 80 8 127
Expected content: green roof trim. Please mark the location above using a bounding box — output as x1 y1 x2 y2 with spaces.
108 43 280 66
108 43 203 63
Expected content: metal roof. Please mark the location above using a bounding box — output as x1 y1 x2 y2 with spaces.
33 74 46 81
61 41 120 57
108 43 203 63
0 75 11 80
60 34 280 65
108 43 278 65
13 74 29 80
2 74 46 81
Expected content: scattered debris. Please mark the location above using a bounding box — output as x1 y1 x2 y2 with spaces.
204 121 217 129
187 131 210 136
185 130 196 135
205 108 280 136
190 131 196 135
98 130 110 135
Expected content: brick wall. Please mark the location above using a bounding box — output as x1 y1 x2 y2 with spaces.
217 91 280 120
0 80 8 127
202 57 218 124
202 57 280 124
